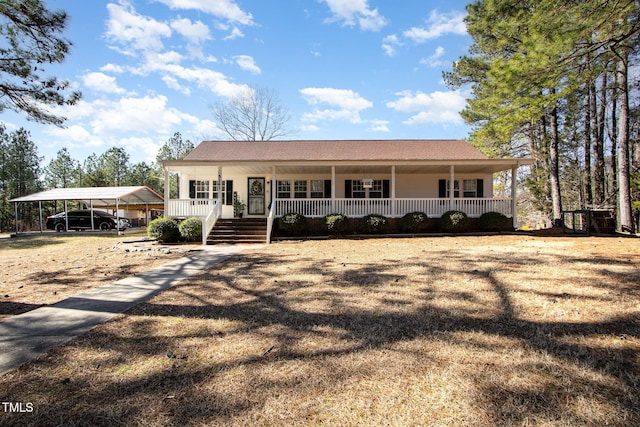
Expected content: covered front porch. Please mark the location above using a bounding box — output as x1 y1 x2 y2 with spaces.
164 161 525 244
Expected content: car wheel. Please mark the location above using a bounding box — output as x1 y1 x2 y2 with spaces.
100 222 110 231
55 223 66 232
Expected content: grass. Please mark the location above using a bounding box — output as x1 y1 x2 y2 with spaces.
0 233 192 320
0 235 638 426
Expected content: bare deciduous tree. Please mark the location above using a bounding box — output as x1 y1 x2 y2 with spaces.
211 86 293 141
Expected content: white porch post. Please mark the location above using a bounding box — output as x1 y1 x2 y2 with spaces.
511 164 518 229
331 166 336 212
272 166 277 215
163 167 170 218
391 165 396 217
217 166 223 206
449 165 455 211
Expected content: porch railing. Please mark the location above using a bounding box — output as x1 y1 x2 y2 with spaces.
275 198 512 218
167 197 513 220
167 198 217 218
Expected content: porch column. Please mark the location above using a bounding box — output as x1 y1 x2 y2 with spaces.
163 167 170 218
272 166 277 215
331 166 336 212
511 164 518 229
449 165 455 211
391 165 396 217
217 166 223 206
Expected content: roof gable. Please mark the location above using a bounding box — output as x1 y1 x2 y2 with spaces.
182 140 488 162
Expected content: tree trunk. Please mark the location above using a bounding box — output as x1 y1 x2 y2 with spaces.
584 83 593 207
615 52 633 232
592 72 607 205
549 94 563 225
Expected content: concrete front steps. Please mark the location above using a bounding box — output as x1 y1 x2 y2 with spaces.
207 218 268 244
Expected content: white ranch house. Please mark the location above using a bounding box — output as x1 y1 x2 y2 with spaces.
162 140 532 243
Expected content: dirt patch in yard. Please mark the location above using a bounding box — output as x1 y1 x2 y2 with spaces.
0 234 639 426
0 233 196 321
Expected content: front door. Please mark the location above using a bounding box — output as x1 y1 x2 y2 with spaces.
248 177 265 215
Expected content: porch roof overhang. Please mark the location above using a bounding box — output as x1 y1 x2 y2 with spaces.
163 158 533 176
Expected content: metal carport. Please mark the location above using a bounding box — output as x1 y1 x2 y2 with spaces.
9 186 164 234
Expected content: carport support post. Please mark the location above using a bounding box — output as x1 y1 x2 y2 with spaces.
14 202 19 235
64 200 69 231
90 200 95 230
511 165 518 229
38 201 43 233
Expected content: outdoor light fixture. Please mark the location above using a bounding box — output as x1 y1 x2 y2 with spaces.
362 178 373 188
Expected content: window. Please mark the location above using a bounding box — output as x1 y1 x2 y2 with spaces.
213 181 227 204
310 180 324 198
369 180 383 199
463 180 477 198
277 180 291 198
294 180 307 198
446 180 460 198
352 180 365 198
195 180 209 199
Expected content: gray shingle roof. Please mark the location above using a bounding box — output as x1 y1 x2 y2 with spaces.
182 140 488 162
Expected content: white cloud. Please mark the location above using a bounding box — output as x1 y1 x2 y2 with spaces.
170 17 211 44
45 124 101 147
224 27 244 40
234 55 261 74
100 63 124 73
300 87 373 125
153 0 254 25
386 90 466 126
89 95 188 135
419 46 447 68
404 10 467 43
382 34 401 57
105 3 171 54
162 64 249 98
368 120 390 132
82 72 126 94
300 88 373 111
322 0 388 31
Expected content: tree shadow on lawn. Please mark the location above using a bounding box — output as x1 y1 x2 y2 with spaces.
1 249 639 426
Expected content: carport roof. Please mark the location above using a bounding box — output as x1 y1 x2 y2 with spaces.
10 186 164 206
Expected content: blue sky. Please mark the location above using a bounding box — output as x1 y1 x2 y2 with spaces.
3 0 474 166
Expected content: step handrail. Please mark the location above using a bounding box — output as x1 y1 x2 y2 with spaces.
266 202 276 244
202 199 222 245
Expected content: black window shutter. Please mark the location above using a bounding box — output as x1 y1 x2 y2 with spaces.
189 180 196 198
438 179 446 198
324 180 331 198
383 180 390 198
345 180 352 198
225 180 233 205
476 179 484 198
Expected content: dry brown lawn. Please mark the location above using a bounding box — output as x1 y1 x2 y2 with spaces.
0 234 639 426
0 233 193 321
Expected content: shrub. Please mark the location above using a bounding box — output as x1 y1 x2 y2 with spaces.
179 217 202 242
478 211 512 231
147 217 181 243
323 213 350 235
361 214 390 234
438 210 470 233
401 211 431 233
277 212 308 236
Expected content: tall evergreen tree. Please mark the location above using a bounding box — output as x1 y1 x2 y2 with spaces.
44 147 79 188
0 0 81 125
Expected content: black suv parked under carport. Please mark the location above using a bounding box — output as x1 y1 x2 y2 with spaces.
46 210 120 232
